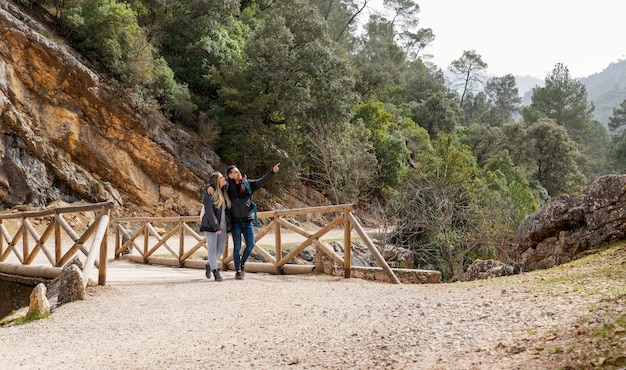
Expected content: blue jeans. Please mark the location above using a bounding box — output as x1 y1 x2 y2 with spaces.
204 228 227 270
231 220 255 271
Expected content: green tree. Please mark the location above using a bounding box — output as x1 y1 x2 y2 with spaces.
482 150 538 226
608 100 626 173
608 99 626 133
522 63 594 143
609 130 626 174
524 119 586 196
61 0 195 116
412 92 460 138
449 50 488 108
460 123 505 166
352 14 407 101
383 0 433 61
399 60 449 104
524 63 610 183
460 91 489 126
211 0 354 176
63 0 152 84
389 134 497 281
482 74 522 126
351 101 409 190
133 0 243 111
307 0 364 49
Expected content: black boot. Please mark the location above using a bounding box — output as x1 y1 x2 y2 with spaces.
205 264 211 279
213 269 223 282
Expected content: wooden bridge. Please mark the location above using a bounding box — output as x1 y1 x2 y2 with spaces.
113 203 431 284
0 202 113 286
0 202 441 286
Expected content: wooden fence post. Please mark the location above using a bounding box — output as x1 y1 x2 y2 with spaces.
348 213 401 284
344 207 351 278
274 212 282 274
179 220 185 267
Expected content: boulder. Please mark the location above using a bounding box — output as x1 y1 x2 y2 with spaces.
26 283 50 317
466 259 523 281
56 264 85 305
514 194 584 250
514 175 626 271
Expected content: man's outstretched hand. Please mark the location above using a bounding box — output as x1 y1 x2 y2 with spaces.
273 163 280 173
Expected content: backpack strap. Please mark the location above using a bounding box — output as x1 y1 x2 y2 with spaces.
242 178 258 227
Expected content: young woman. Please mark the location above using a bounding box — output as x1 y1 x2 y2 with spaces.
199 172 231 281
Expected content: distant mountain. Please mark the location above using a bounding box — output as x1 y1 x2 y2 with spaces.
515 75 543 105
515 60 626 130
579 60 626 130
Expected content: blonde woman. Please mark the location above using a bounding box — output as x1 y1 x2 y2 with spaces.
200 172 231 281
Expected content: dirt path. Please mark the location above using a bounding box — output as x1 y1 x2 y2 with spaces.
2 228 625 369
0 256 608 370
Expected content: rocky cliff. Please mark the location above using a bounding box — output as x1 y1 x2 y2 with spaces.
0 1 221 215
515 174 626 270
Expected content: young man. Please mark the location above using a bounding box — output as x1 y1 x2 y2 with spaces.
219 163 280 279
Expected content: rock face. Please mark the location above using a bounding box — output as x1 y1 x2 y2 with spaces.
515 175 626 271
0 2 221 215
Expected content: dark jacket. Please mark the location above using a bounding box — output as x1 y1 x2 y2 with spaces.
200 183 231 232
226 168 275 222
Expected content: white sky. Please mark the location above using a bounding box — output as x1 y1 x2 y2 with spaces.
367 0 626 79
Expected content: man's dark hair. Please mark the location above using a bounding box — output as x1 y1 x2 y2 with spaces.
226 165 237 176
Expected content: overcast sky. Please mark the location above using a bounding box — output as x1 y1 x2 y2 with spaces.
368 0 626 79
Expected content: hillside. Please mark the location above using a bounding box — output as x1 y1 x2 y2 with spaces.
0 2 220 216
581 60 626 129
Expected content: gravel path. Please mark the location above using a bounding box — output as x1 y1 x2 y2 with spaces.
0 258 596 369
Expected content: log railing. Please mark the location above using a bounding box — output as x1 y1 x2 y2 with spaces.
114 204 400 284
0 202 114 286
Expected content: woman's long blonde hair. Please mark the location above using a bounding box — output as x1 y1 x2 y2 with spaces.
210 172 231 209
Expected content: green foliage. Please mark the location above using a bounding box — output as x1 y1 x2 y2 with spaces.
483 74 522 124
609 99 626 132
523 63 595 143
210 0 354 179
449 50 488 107
51 0 196 119
525 119 587 196
460 123 505 166
412 91 460 138
351 101 409 189
396 116 432 158
63 0 148 83
145 0 243 113
482 151 538 225
578 120 612 181
609 130 626 174
307 0 361 49
460 91 489 126
522 63 613 184
389 133 508 281
352 14 407 101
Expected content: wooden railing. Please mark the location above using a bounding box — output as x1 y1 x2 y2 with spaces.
0 202 114 286
115 204 400 283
